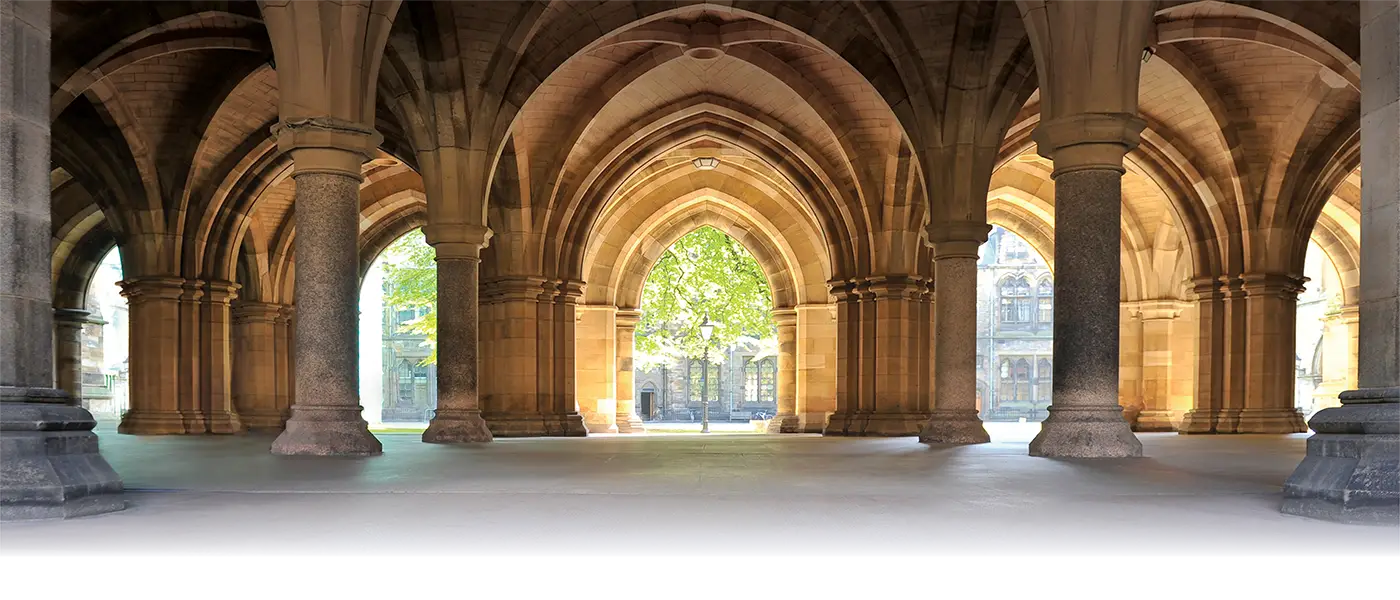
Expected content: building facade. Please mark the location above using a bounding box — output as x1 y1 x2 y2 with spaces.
975 226 1054 422
634 340 779 422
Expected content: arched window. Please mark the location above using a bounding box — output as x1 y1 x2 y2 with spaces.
758 357 776 404
744 358 759 403
1013 359 1031 402
1036 277 1054 325
999 276 1033 325
1035 358 1053 407
742 356 777 405
997 359 1016 409
688 359 720 404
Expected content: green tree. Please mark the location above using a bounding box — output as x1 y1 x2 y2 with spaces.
635 226 775 369
376 226 776 369
380 228 438 364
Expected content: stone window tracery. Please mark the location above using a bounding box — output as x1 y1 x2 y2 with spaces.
999 276 1033 325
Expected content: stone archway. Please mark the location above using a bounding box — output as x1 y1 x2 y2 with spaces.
576 185 836 434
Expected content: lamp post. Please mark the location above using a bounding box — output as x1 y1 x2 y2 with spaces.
699 314 715 434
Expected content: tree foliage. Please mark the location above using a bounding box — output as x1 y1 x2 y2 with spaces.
374 226 777 369
380 228 438 364
636 226 775 369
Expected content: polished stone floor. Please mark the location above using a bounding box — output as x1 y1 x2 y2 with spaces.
4 423 1396 560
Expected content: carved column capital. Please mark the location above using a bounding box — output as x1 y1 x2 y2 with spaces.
232 301 284 324
481 276 547 304
118 277 187 303
424 223 492 260
272 117 381 178
52 308 93 324
925 221 991 258
1032 113 1146 176
615 309 643 331
1239 272 1307 299
203 280 242 305
1124 299 1190 321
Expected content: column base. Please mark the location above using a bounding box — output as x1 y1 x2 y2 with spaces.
765 413 800 434
1029 405 1143 458
584 420 618 434
483 412 588 437
919 410 990 445
1177 408 1304 433
239 410 288 431
1235 408 1307 433
270 405 381 456
423 410 493 443
823 412 929 437
1133 409 1178 432
1122 404 1143 426
182 412 208 435
205 410 245 434
616 414 646 434
797 412 829 433
1178 408 1241 434
1 387 125 521
118 409 189 435
1282 388 1399 525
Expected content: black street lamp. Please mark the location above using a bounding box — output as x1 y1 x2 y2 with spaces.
699 313 715 434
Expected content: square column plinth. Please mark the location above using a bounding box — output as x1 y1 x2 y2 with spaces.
1282 389 1399 525
1 389 125 520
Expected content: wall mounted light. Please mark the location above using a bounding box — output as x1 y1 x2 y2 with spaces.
692 157 720 170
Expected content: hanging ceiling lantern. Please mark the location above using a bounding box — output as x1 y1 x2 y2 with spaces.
692 157 720 170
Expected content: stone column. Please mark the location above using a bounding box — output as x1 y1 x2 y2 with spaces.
1029 163 1144 457
1283 0 1400 523
232 302 283 429
52 308 91 400
422 225 493 443
1018 0 1153 457
824 280 861 435
1181 276 1251 433
202 280 243 433
921 224 991 444
176 281 206 432
480 277 546 435
1128 300 1188 431
766 308 799 433
825 276 931 436
576 304 618 433
0 0 123 520
796 303 838 432
548 280 588 436
270 119 382 456
118 277 188 434
1237 273 1307 433
1027 115 1145 458
615 309 645 433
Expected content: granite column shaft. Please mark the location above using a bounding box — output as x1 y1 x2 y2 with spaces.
422 231 493 444
922 235 991 444
270 121 383 456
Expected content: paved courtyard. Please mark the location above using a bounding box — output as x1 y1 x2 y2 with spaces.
4 424 1396 559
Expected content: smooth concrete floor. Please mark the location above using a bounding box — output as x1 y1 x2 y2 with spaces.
3 423 1397 556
